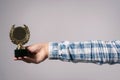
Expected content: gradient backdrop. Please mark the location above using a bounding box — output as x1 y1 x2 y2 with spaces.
0 0 120 80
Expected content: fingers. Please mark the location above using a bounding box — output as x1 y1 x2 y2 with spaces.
22 56 32 63
26 43 41 53
23 56 36 63
13 56 39 64
26 44 38 53
14 57 22 60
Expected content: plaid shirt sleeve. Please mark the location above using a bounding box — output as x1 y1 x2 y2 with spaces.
49 40 120 64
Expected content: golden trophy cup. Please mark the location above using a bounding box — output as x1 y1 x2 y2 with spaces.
10 24 30 58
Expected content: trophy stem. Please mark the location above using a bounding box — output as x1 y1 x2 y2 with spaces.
17 44 24 50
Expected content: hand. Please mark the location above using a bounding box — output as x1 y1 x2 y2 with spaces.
14 43 49 64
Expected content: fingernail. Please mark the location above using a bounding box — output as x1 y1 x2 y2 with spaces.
24 56 27 58
18 57 22 59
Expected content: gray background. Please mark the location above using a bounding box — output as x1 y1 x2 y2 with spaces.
0 0 120 80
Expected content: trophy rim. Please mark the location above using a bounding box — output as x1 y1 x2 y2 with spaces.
10 24 30 45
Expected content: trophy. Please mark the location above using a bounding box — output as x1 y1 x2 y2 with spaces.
10 24 30 58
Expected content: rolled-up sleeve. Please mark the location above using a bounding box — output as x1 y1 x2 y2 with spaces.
49 40 120 64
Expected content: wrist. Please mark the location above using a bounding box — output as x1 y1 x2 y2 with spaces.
44 43 49 58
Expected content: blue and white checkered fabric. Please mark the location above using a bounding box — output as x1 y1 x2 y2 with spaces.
49 40 120 64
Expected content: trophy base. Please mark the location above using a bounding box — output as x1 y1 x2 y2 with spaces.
15 49 29 58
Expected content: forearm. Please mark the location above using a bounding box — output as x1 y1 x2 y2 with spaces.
48 40 120 64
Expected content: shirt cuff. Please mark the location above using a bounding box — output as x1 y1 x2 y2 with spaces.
48 42 60 59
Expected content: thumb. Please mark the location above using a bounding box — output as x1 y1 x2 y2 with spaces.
26 44 41 53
